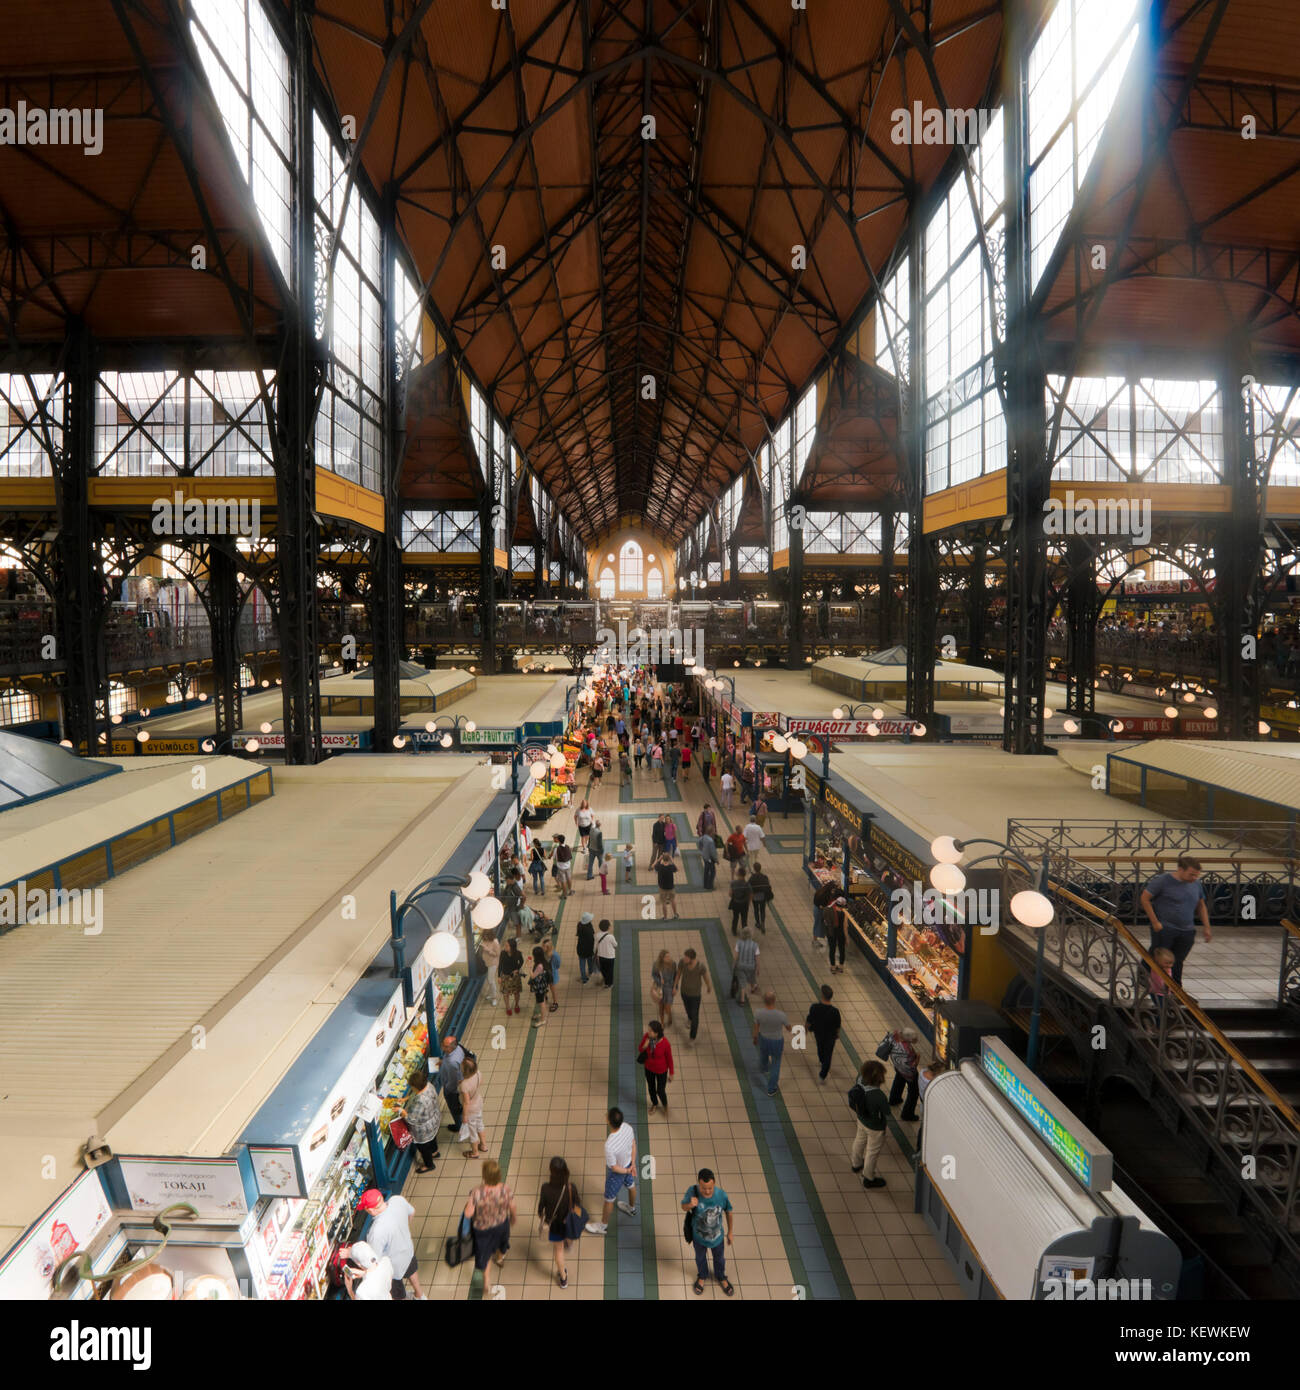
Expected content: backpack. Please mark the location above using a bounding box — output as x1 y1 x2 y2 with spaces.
729 879 751 907
682 1185 697 1244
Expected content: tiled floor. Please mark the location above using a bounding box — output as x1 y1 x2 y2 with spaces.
405 750 963 1301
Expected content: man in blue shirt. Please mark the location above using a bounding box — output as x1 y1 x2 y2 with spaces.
682 1168 734 1295
1140 855 1212 986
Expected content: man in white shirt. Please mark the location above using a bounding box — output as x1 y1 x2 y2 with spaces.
742 815 766 871
594 919 618 988
720 770 735 808
343 1241 394 1301
586 1106 637 1234
356 1189 424 1299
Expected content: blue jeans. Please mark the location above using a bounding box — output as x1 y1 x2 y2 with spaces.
758 1036 783 1091
694 1240 726 1282
578 954 593 983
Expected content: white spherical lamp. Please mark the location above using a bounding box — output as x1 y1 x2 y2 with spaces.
1010 889 1054 929
770 734 788 753
930 862 967 894
440 733 453 748
930 835 962 864
464 870 492 901
428 931 460 969
472 896 505 930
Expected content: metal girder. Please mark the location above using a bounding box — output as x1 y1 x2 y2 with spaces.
1156 72 1300 142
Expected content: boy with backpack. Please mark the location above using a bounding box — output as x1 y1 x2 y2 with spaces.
724 827 746 879
848 1059 890 1189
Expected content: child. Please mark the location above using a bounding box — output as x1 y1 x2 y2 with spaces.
1149 946 1175 1004
622 844 635 884
600 853 613 896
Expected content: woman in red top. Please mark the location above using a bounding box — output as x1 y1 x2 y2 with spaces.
639 1019 675 1114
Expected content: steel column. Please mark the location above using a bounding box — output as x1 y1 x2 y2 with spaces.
787 500 805 667
966 543 987 669
879 507 895 647
1064 537 1099 721
207 543 243 746
1217 364 1263 740
905 214 937 724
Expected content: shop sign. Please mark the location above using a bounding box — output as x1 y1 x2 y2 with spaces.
244 731 362 749
823 785 865 835
118 1156 248 1218
752 712 781 729
945 712 1005 735
980 1037 1112 1191
249 1146 303 1198
296 983 405 1191
0 1169 112 1301
786 716 920 737
460 727 515 746
869 822 928 883
1121 578 1195 594
104 737 200 755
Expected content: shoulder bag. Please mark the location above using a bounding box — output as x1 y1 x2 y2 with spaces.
682 1185 698 1244
444 1213 474 1267
875 1032 894 1061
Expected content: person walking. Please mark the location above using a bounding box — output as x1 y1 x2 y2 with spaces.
542 936 561 1012
551 834 574 898
806 985 842 1082
457 1056 488 1157
398 1068 441 1172
575 800 593 852
586 818 605 880
883 1026 921 1121
463 1158 517 1275
823 895 848 973
848 1059 891 1189
356 1189 424 1299
663 815 679 860
639 1019 675 1113
732 928 759 1005
724 825 746 880
537 1157 584 1289
700 742 712 782
594 919 618 988
753 794 769 830
680 743 691 781
622 843 635 884
720 768 735 808
634 736 645 771
619 747 631 787
752 990 792 1096
529 946 554 1027
500 871 524 937
499 936 524 1016
677 947 711 1041
649 813 668 866
742 814 766 872
653 848 680 919
652 948 678 1027
479 928 501 1007
682 1168 734 1296
1139 855 1211 986
575 911 596 984
585 1107 637 1235
600 852 613 895
439 1035 467 1134
697 826 718 890
695 804 716 839
728 866 751 935
651 740 663 772
529 841 548 895
748 861 773 933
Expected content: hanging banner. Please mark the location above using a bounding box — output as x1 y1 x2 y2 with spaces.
118 1156 248 1218
0 1169 112 1301
244 731 362 750
786 716 921 737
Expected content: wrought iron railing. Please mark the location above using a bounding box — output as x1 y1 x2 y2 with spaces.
1282 920 1300 1013
1002 861 1300 1233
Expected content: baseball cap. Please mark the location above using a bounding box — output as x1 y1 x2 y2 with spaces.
579 912 593 924
348 1241 379 1269
356 1189 384 1212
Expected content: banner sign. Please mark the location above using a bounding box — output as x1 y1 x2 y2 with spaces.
823 785 866 836
249 1146 304 1198
786 717 920 737
459 728 515 746
118 1156 248 1218
244 731 362 750
868 822 928 884
752 712 782 729
981 1037 1112 1192
0 1170 112 1302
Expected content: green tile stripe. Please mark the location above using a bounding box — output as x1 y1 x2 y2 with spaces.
465 899 564 1300
696 919 855 1299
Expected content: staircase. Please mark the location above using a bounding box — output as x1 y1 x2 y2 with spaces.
1204 1004 1300 1112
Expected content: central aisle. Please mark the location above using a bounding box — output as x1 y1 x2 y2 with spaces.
410 754 963 1300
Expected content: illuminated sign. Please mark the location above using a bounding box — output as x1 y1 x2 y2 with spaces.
868 822 927 884
980 1037 1112 1192
244 732 362 750
823 786 864 834
786 717 920 737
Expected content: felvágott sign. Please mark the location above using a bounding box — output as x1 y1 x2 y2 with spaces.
786 716 921 737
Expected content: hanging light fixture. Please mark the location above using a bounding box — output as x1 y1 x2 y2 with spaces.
1009 889 1054 928
465 870 492 901
428 932 460 969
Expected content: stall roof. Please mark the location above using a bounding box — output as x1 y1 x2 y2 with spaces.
816 654 1004 686
0 756 499 1253
0 733 118 811
1108 741 1300 814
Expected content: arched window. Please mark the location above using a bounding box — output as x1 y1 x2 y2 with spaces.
646 567 663 599
619 541 643 591
598 568 615 600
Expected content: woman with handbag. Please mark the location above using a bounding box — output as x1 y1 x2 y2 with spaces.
463 1158 517 1275
537 1156 585 1289
651 949 677 1028
638 1019 675 1114
528 946 553 1028
398 1068 441 1173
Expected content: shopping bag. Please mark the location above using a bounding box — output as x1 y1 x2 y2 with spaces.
388 1117 413 1150
444 1216 474 1267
